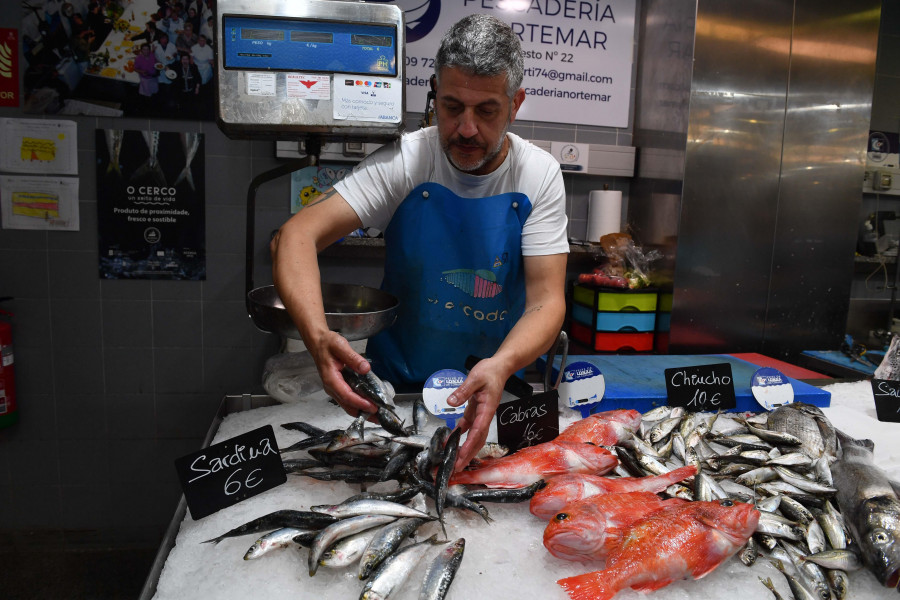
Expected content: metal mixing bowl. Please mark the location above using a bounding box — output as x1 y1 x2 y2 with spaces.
247 283 398 341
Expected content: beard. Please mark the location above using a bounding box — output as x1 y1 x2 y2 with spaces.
441 122 510 173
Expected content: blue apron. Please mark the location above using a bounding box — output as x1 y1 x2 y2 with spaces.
367 182 532 384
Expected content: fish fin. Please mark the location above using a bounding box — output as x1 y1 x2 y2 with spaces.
557 571 616 600
632 578 677 592
200 536 223 544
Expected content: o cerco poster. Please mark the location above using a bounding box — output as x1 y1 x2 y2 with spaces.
96 129 205 279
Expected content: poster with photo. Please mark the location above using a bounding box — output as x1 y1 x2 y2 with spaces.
96 129 205 279
22 0 216 119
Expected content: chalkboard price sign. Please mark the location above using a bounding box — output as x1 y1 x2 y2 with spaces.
174 425 287 520
496 390 560 451
664 363 736 411
870 379 900 423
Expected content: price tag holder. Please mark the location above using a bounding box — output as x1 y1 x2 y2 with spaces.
750 367 794 410
496 389 560 451
871 379 900 422
423 369 468 429
558 360 605 418
664 363 736 412
174 425 286 520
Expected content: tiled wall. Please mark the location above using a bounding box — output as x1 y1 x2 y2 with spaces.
0 7 635 549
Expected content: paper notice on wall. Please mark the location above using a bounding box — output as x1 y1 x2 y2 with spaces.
0 175 80 230
286 73 330 100
0 118 78 175
333 74 401 123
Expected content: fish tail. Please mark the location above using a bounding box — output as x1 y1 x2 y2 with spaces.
200 536 223 544
557 571 615 600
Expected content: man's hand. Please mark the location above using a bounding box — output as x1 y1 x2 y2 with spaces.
308 331 378 417
445 358 506 472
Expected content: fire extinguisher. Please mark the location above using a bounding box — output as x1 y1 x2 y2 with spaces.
0 298 17 429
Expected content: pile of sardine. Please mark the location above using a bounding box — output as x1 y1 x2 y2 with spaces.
199 369 539 600
609 402 900 599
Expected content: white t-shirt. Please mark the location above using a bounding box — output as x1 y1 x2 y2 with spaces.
335 128 569 256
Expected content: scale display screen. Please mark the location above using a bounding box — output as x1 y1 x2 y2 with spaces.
222 15 397 76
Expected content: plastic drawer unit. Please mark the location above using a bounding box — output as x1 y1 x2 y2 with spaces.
569 284 658 353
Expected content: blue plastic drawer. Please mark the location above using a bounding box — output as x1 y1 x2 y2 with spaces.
573 304 656 332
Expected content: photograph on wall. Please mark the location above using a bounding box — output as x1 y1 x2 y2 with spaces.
21 0 216 119
0 174 79 230
96 129 205 279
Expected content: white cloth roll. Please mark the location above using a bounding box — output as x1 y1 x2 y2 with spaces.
586 189 623 242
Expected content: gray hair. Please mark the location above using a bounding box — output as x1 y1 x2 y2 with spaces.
434 14 524 99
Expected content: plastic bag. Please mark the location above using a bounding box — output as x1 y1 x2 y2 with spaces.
262 351 328 403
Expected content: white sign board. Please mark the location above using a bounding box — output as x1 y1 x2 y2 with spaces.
391 0 636 128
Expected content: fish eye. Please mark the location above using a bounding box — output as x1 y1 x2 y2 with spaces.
719 499 734 507
555 513 569 521
871 529 889 544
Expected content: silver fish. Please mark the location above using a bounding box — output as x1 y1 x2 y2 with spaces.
831 431 900 588
773 465 837 495
413 396 429 435
767 403 837 461
360 534 443 600
319 528 382 569
826 569 849 600
801 549 863 572
817 510 847 550
243 527 307 560
419 538 465 600
779 495 815 526
805 518 827 555
434 428 462 536
741 418 803 446
308 514 398 576
311 499 432 520
740 536 759 566
358 517 427 580
756 512 805 541
759 576 790 600
770 558 820 600
648 415 683 443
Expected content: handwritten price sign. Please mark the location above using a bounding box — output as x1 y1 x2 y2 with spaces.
174 425 286 520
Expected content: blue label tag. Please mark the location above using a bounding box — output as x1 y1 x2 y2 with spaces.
558 361 605 417
750 367 794 411
423 369 467 429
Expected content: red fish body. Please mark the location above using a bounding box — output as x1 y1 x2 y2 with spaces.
449 440 617 489
543 491 685 562
557 500 760 600
530 465 697 520
556 409 642 446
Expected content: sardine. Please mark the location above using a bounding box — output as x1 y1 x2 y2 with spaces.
740 536 759 566
308 514 398 576
200 509 338 544
419 538 465 600
434 428 462 536
243 527 307 560
280 421 327 436
463 479 545 504
319 528 381 569
773 465 837 495
358 517 428 580
311 498 432 520
360 534 444 600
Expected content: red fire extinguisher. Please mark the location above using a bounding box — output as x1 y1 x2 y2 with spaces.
0 303 17 429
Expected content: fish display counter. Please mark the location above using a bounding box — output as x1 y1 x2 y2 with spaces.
141 380 899 600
